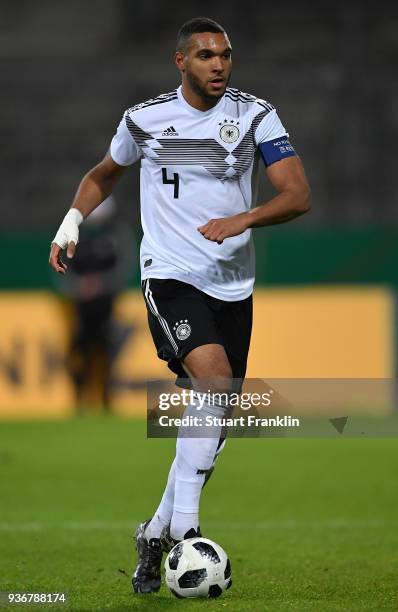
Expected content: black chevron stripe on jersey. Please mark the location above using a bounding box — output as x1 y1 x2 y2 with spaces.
225 88 274 112
152 139 231 181
125 109 272 182
225 94 274 113
225 88 256 100
231 110 269 177
125 114 153 141
126 90 178 114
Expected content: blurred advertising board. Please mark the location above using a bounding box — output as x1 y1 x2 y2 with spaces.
0 288 395 417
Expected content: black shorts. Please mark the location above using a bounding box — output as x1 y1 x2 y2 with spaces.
142 278 252 381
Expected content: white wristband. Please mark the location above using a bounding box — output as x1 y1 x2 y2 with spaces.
52 208 84 250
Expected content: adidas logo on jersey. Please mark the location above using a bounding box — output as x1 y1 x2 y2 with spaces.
162 125 179 136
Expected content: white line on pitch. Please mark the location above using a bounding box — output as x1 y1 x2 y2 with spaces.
0 519 389 531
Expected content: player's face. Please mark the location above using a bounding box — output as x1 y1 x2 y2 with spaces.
178 32 232 101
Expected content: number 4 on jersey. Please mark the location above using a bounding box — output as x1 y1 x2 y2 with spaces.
162 167 179 199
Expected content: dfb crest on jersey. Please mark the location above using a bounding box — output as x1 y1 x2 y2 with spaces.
173 319 191 341
219 119 240 144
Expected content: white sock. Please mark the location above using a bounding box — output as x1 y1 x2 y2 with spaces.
170 400 226 541
145 459 176 540
170 441 204 540
170 509 200 541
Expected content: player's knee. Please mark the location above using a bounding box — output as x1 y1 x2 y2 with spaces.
207 369 233 394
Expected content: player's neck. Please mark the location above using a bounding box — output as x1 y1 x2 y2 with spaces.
180 83 221 112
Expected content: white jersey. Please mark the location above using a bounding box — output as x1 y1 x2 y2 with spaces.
110 86 295 301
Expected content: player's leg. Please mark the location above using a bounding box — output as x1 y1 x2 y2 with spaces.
144 344 230 539
133 280 224 593
133 282 251 592
145 423 224 542
167 343 233 542
142 280 227 533
144 459 176 540
161 294 253 545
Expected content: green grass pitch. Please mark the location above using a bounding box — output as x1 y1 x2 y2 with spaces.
0 417 397 611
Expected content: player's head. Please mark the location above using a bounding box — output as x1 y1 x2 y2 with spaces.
175 17 232 102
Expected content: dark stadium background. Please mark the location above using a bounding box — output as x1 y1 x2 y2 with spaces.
1 1 397 289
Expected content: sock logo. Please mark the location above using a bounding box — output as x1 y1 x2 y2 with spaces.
173 319 191 341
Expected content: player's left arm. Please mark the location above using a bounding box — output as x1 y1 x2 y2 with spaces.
199 106 311 244
247 155 311 227
198 156 311 244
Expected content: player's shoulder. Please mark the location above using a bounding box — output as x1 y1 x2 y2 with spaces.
124 90 178 118
225 87 275 114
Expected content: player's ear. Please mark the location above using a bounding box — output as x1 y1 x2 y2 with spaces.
175 51 185 73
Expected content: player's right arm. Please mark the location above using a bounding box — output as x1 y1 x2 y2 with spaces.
49 110 142 274
49 154 127 273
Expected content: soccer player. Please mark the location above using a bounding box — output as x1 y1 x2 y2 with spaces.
49 17 311 594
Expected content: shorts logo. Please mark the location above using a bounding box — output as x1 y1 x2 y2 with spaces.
173 319 191 341
219 119 240 144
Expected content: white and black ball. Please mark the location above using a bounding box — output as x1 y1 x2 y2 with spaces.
165 537 232 599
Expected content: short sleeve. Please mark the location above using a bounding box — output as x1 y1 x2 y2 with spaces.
255 108 297 167
110 113 142 166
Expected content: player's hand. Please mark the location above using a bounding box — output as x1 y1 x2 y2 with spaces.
198 213 249 245
48 241 77 274
49 208 83 274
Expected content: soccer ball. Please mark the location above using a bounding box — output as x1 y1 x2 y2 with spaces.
164 537 232 598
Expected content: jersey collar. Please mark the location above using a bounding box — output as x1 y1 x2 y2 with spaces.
177 85 225 117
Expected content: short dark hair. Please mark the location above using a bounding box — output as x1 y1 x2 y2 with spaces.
176 17 226 52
